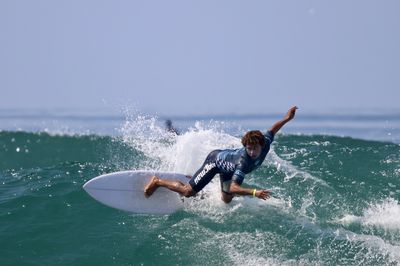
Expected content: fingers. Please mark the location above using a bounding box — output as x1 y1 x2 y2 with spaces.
264 190 271 199
290 106 298 113
286 106 298 120
258 190 272 200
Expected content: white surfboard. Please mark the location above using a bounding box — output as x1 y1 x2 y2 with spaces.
83 170 190 214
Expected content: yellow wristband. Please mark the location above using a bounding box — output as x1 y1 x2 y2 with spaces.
252 189 257 197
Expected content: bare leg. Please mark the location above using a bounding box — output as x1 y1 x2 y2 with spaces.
220 180 234 203
221 191 234 204
144 176 196 198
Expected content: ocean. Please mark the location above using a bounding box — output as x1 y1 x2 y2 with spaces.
1 108 400 265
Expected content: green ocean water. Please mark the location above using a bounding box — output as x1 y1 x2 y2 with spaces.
1 127 400 265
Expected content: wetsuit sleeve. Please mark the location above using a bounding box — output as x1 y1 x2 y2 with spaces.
265 130 274 145
232 167 246 185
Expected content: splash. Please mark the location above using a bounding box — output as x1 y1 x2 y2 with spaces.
268 149 330 187
340 198 400 232
119 113 240 174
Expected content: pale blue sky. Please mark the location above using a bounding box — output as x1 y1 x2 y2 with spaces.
1 1 399 115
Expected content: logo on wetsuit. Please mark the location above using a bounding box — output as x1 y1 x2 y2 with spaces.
194 162 216 185
216 159 235 172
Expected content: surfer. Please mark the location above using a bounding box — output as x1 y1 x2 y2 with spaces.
165 119 180 135
145 106 298 203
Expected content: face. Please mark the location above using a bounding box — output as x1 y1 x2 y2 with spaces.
245 144 262 159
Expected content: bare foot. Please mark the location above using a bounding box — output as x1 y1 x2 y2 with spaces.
144 176 159 198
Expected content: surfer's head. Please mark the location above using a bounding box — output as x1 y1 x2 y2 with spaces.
242 130 265 159
242 130 265 147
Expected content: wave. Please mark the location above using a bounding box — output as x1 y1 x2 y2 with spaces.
1 116 400 265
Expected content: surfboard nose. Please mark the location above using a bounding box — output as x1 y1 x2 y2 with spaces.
82 170 189 214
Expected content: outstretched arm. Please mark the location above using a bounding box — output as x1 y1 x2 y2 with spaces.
230 182 271 200
269 106 298 135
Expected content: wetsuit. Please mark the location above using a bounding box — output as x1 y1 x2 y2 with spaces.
188 131 274 193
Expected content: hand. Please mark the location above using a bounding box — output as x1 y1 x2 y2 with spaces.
256 189 272 200
284 106 298 121
269 106 298 135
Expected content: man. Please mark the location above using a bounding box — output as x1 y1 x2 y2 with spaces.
144 106 298 203
165 119 180 135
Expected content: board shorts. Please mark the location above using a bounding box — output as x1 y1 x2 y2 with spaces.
188 150 234 194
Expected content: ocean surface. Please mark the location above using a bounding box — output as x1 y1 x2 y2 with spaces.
1 108 400 265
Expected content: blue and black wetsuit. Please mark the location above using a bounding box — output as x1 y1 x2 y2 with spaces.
188 131 274 194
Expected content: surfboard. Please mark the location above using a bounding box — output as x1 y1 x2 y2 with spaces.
83 170 190 214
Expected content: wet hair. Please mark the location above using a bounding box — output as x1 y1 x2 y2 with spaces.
241 130 265 147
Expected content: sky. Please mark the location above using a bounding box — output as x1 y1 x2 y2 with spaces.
1 0 399 116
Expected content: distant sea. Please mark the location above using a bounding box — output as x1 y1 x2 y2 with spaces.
1 108 400 265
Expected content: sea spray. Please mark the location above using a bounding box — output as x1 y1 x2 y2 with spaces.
119 114 240 174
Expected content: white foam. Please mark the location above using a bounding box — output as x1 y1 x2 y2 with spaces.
120 114 240 172
339 198 400 231
164 127 240 174
333 227 400 263
198 228 291 265
268 149 330 187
